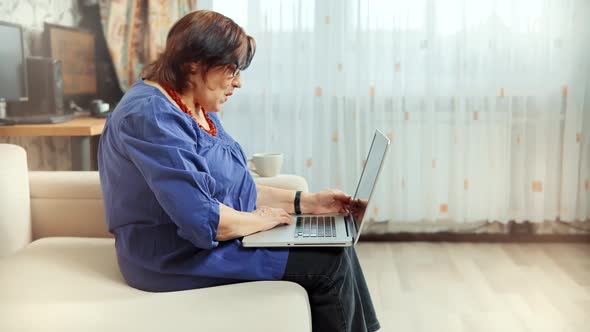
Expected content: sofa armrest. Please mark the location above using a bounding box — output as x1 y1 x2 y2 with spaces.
0 144 32 257
251 173 309 192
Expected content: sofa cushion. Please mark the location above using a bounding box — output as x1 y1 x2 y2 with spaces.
0 237 311 332
26 172 309 240
29 172 103 199
30 199 111 239
251 173 310 192
28 171 110 239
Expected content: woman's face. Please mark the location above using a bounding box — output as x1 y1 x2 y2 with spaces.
191 65 242 113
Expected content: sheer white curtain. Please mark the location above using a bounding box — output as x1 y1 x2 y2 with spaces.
202 0 590 224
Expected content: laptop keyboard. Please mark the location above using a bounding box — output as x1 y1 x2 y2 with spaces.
294 216 337 238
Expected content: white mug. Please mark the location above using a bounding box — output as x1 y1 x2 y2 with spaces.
251 153 283 177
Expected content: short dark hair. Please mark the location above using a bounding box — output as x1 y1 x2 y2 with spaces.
143 10 255 92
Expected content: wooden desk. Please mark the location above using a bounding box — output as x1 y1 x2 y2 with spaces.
0 116 106 170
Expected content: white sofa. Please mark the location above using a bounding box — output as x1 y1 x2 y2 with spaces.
0 144 312 332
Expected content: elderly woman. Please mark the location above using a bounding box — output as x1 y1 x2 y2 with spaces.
98 10 380 332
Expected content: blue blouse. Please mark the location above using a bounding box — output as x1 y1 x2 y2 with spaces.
98 80 288 292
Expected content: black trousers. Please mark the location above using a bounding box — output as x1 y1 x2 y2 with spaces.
281 246 380 332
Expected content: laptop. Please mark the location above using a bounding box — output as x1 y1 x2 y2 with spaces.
0 113 75 125
242 129 390 247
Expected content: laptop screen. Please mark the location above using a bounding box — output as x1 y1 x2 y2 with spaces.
350 130 390 236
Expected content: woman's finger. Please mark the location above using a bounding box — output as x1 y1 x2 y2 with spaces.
334 192 352 203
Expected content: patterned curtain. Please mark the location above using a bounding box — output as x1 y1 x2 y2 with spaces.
98 0 196 91
207 0 590 225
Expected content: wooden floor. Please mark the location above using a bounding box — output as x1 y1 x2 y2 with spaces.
355 242 590 332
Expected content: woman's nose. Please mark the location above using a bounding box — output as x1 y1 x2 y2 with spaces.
232 74 242 88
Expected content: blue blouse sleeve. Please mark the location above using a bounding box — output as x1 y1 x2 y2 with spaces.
117 96 220 249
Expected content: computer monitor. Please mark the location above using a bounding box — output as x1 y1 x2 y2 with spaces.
0 21 28 102
45 23 97 103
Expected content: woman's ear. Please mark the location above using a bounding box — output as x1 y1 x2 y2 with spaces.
188 62 200 74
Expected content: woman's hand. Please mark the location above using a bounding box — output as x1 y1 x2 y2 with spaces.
252 206 293 232
306 189 352 215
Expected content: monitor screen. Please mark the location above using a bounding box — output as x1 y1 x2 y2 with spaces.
46 23 96 96
0 21 27 102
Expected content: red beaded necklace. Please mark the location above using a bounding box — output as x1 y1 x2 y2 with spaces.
162 85 217 137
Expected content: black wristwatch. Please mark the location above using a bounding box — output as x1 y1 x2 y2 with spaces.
294 190 302 215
